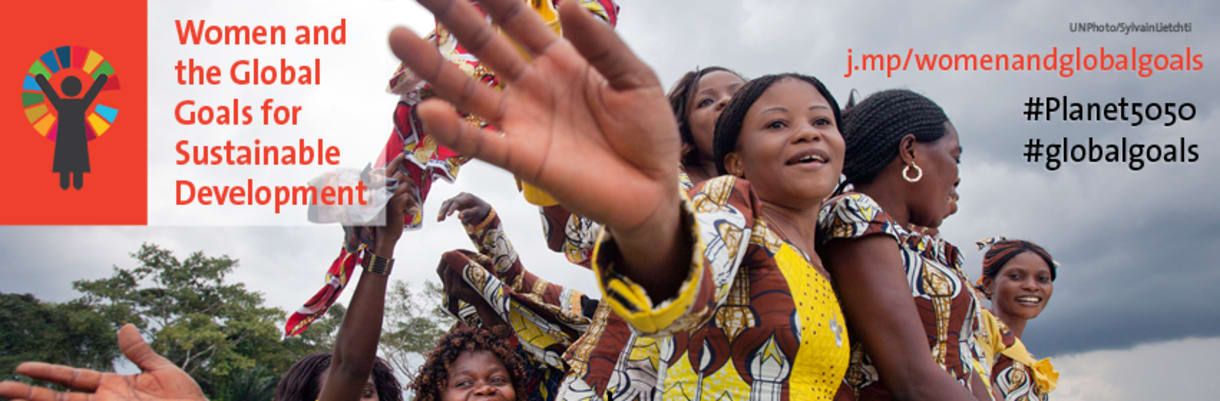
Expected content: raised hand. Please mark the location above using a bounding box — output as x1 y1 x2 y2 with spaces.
438 192 492 226
0 324 207 401
389 0 679 235
373 153 417 249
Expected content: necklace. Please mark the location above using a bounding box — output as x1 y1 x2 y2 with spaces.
759 207 810 254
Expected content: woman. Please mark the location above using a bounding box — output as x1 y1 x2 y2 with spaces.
437 66 747 401
434 192 599 401
288 0 621 337
388 2 845 399
410 326 529 401
975 237 1059 400
539 66 746 266
817 89 990 401
275 354 402 401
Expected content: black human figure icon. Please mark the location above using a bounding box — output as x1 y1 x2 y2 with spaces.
34 73 108 190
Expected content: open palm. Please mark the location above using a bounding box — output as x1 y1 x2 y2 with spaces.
0 324 207 401
390 0 680 233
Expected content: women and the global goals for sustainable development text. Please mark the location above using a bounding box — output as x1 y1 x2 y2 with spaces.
169 19 367 214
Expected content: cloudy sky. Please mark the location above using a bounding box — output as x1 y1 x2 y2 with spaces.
3 0 1218 399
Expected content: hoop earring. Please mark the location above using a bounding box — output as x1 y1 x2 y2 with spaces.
903 163 923 183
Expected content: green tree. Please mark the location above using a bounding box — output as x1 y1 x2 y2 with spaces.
0 293 118 381
380 280 455 379
69 243 333 399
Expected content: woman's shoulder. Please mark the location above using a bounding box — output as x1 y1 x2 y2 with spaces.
818 191 904 242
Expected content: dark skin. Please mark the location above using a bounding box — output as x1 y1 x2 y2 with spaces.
320 153 417 401
442 350 515 401
822 123 991 401
388 0 688 304
720 78 844 260
433 192 511 330
682 70 745 183
437 192 493 227
980 251 1054 338
0 323 207 401
0 157 417 401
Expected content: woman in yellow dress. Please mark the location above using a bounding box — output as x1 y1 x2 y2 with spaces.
975 237 1060 401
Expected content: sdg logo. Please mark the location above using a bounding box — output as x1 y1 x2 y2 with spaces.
20 46 121 190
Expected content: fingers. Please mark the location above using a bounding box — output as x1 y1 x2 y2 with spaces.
384 152 406 178
13 363 102 392
0 381 93 401
417 0 533 82
388 27 507 124
478 0 562 57
437 197 455 222
417 100 515 174
117 323 174 372
390 172 412 199
558 0 659 90
383 172 412 226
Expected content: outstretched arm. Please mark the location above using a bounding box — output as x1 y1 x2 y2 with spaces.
83 74 109 105
390 0 688 302
34 74 62 107
319 155 415 401
438 192 575 298
0 324 207 401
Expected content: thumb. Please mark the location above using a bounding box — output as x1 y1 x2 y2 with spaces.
118 324 175 372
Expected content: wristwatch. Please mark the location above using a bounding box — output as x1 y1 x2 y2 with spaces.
366 253 394 275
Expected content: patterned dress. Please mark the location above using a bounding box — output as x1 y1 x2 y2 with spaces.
979 310 1057 401
592 176 850 401
441 173 695 401
539 171 694 401
817 192 991 400
437 208 596 401
285 0 619 338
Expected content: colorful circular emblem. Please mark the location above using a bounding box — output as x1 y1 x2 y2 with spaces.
20 46 120 141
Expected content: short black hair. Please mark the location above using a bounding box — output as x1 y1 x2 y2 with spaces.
712 73 841 175
840 89 949 185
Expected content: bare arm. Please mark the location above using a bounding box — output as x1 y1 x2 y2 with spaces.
319 155 413 401
824 235 984 401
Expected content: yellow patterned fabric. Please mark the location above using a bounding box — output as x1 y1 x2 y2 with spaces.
592 176 850 400
980 310 1057 400
819 192 988 400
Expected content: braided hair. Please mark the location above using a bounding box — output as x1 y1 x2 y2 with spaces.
668 66 745 168
409 325 527 401
712 73 841 175
975 239 1058 296
274 353 403 401
840 89 949 186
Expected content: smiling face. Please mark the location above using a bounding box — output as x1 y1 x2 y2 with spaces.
442 350 515 401
686 70 745 161
985 251 1055 322
724 77 845 209
907 122 961 228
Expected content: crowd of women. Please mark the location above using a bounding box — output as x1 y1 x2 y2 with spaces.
0 0 1062 400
